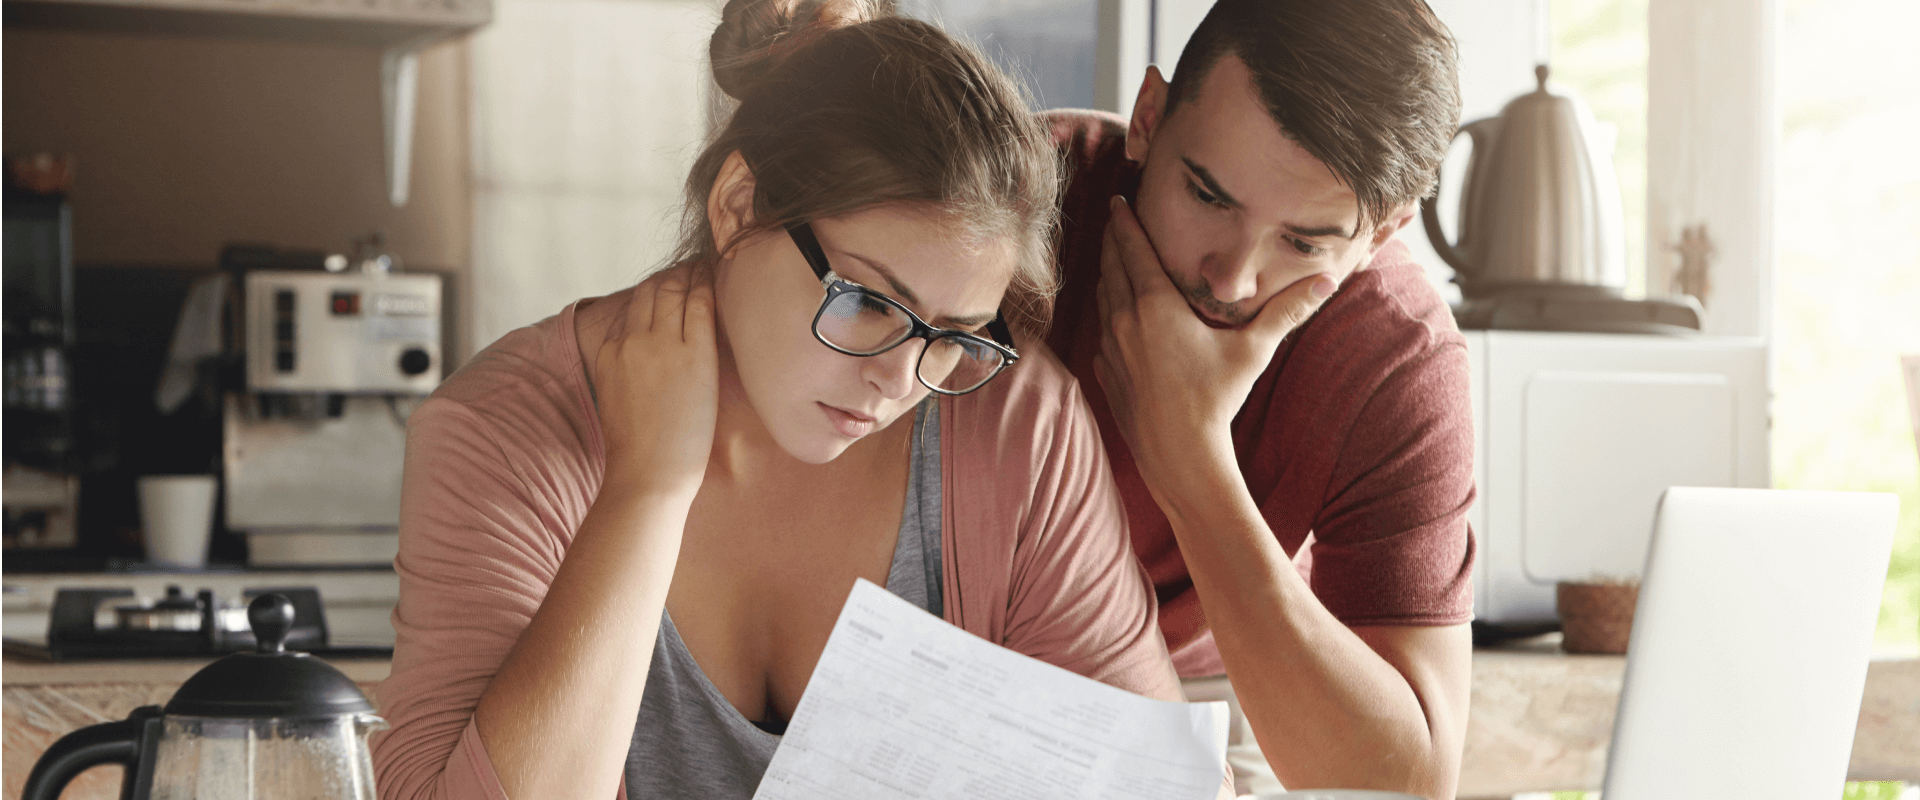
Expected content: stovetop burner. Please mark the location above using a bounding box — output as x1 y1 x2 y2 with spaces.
4 584 384 661
1451 284 1703 335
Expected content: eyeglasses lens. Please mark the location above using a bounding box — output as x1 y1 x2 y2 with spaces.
816 290 1004 394
817 290 912 352
921 336 1002 393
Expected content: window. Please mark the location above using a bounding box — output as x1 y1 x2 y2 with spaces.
1558 0 1919 658
1771 0 1920 656
1551 0 1648 298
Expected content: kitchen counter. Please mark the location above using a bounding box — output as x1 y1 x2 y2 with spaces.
1458 634 1920 797
6 641 1916 799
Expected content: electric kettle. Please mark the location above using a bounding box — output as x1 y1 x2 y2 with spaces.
22 593 385 800
1422 65 1628 298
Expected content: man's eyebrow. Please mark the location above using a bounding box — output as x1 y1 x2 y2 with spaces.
1185 157 1358 240
1182 157 1243 209
1287 222 1358 240
842 251 998 329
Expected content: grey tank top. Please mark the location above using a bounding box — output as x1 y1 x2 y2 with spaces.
622 400 943 798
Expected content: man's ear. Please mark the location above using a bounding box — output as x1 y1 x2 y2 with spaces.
1367 201 1421 252
1125 65 1170 163
707 150 758 257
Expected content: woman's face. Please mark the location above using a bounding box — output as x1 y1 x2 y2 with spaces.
713 204 1016 464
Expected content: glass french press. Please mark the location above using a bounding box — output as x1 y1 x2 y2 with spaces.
22 593 386 800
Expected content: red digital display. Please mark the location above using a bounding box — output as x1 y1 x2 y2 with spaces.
330 290 360 316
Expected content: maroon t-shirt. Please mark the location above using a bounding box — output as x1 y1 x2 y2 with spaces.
1043 110 1477 677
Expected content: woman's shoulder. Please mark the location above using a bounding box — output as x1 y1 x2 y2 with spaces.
937 331 1109 508
941 329 1086 450
437 303 583 403
414 299 605 468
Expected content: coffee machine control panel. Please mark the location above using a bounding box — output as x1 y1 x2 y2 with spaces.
245 271 443 394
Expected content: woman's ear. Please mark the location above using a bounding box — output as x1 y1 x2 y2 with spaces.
708 150 759 257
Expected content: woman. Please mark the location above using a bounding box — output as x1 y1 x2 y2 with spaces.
372 1 1184 797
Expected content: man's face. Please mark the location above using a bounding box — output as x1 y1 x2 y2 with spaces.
1127 56 1400 327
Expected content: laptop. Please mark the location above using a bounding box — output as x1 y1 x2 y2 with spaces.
1602 486 1899 799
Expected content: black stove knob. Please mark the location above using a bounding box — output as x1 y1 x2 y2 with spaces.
249 593 295 654
398 347 433 377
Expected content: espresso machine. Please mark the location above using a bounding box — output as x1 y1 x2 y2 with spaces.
221 239 443 567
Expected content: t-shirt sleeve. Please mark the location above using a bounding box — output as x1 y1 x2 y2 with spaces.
1000 379 1185 702
372 396 570 800
1308 341 1477 626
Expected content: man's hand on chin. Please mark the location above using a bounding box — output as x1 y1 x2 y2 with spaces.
1092 194 1335 495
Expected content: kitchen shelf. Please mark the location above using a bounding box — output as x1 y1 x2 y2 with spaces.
3 0 493 207
3 0 490 48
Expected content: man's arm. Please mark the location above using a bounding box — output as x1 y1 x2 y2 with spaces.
1091 197 1470 798
1154 446 1470 798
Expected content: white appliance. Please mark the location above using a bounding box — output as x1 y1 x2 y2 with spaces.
243 270 443 395
228 268 444 567
1464 330 1769 625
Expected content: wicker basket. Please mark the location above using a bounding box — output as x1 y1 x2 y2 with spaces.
1557 581 1640 654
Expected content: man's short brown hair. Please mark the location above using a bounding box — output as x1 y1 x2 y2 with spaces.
1164 0 1460 228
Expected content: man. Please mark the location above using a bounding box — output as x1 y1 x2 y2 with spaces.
1041 1 1474 797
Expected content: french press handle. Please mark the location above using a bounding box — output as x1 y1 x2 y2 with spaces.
21 704 164 800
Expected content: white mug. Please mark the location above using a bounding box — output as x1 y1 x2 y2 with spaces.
137 475 218 568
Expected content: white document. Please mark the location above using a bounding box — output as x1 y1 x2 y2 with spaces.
752 579 1229 800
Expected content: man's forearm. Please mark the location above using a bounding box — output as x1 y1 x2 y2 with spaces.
1149 448 1462 799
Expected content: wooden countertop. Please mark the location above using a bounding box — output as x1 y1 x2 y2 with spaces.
6 641 1915 799
1458 635 1920 797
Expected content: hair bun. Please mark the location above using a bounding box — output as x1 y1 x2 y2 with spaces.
710 0 892 100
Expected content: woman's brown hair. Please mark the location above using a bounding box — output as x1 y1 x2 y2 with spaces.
672 0 1061 335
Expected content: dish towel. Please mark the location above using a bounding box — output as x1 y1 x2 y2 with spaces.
155 272 229 415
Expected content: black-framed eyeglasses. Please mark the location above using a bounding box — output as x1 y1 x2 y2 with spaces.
787 222 1019 396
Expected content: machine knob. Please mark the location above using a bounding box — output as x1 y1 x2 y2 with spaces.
398 348 433 377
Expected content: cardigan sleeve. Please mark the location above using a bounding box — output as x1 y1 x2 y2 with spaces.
1002 376 1185 701
942 351 1227 794
942 340 1184 705
372 396 573 800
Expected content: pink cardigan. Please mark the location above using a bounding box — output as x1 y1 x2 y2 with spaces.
372 299 1183 800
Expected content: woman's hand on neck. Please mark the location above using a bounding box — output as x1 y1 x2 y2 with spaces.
584 266 721 507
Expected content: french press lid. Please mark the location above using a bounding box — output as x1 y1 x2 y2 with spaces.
163 593 375 719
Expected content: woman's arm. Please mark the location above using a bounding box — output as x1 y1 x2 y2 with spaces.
468 477 692 800
375 270 717 800
475 269 717 800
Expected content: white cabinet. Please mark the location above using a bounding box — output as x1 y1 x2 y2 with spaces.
1465 330 1769 625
